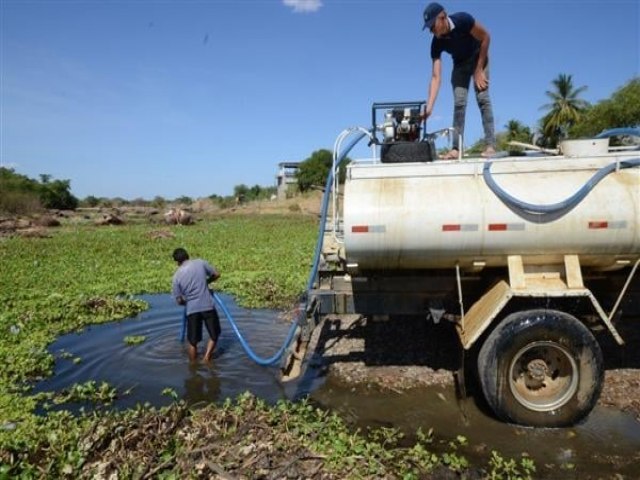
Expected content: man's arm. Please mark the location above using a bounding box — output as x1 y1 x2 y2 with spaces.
425 57 442 118
172 277 186 305
470 21 490 91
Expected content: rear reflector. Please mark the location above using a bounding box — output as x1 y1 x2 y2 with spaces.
588 221 608 229
442 224 479 232
488 223 525 231
488 223 507 231
351 225 386 233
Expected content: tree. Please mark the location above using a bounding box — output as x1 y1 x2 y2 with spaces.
82 195 101 208
233 184 249 203
0 168 41 214
570 77 640 138
499 119 533 154
39 178 79 210
296 149 350 192
296 149 332 192
151 196 167 208
540 74 590 147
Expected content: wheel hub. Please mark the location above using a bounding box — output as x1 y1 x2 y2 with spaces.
509 341 579 412
523 358 549 389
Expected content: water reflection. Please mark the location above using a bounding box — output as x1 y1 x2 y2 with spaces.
184 364 221 406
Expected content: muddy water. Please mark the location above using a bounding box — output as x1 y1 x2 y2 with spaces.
36 294 640 478
315 384 640 478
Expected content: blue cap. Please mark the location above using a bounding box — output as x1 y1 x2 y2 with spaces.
423 2 444 30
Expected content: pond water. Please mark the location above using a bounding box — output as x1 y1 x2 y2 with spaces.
35 293 317 409
35 294 640 478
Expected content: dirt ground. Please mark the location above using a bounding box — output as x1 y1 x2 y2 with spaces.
305 313 640 422
0 191 325 237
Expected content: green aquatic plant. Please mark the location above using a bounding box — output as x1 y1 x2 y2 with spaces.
0 216 539 478
123 335 146 346
0 216 316 462
487 450 536 479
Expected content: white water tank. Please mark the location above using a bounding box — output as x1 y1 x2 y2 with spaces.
343 153 640 270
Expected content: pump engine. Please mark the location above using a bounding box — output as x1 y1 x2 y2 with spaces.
373 101 436 163
382 107 423 143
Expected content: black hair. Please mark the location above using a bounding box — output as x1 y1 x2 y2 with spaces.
172 247 189 263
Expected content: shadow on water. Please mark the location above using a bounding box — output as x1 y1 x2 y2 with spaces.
35 294 640 478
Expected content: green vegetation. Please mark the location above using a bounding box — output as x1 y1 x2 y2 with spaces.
570 77 640 138
0 168 79 214
0 216 316 455
0 216 537 478
296 149 350 192
467 76 639 151
230 183 277 203
123 335 146 346
0 391 536 479
539 73 590 146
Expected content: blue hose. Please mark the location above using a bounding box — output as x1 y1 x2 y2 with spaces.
179 130 369 366
483 158 640 223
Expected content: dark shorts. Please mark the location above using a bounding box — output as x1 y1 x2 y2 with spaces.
187 309 221 346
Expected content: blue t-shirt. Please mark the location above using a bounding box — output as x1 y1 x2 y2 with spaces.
172 258 218 315
430 12 479 65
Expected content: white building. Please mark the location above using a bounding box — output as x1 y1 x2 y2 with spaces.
276 162 300 200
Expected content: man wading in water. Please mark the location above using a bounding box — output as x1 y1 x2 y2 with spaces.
171 247 221 362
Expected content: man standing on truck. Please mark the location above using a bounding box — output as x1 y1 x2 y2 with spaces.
172 247 221 363
422 2 496 159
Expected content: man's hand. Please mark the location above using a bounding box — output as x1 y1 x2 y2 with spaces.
474 69 489 91
176 296 186 306
421 105 433 121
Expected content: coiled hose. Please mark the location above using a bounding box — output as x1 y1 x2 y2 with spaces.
179 130 370 366
483 157 640 223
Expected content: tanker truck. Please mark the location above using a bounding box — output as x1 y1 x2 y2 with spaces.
282 101 640 428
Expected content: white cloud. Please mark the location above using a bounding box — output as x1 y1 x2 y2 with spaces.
283 0 323 13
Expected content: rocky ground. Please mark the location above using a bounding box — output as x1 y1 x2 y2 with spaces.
305 312 640 422
0 192 324 238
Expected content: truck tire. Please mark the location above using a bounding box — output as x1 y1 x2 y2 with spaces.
477 309 603 427
380 141 435 163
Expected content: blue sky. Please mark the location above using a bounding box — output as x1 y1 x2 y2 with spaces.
1 0 638 200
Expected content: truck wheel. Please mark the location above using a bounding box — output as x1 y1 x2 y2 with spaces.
380 141 434 163
477 309 603 427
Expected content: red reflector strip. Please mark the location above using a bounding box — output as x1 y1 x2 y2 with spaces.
589 221 608 229
352 225 369 233
488 223 507 231
442 224 478 232
487 223 525 231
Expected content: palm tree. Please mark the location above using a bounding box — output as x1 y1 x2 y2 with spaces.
540 74 590 146
505 120 532 143
500 119 532 154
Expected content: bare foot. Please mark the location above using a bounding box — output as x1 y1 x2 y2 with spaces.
481 146 496 158
439 149 459 160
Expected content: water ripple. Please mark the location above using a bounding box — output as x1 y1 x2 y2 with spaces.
36 293 298 409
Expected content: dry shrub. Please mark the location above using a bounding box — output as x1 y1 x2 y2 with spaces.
0 191 42 215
